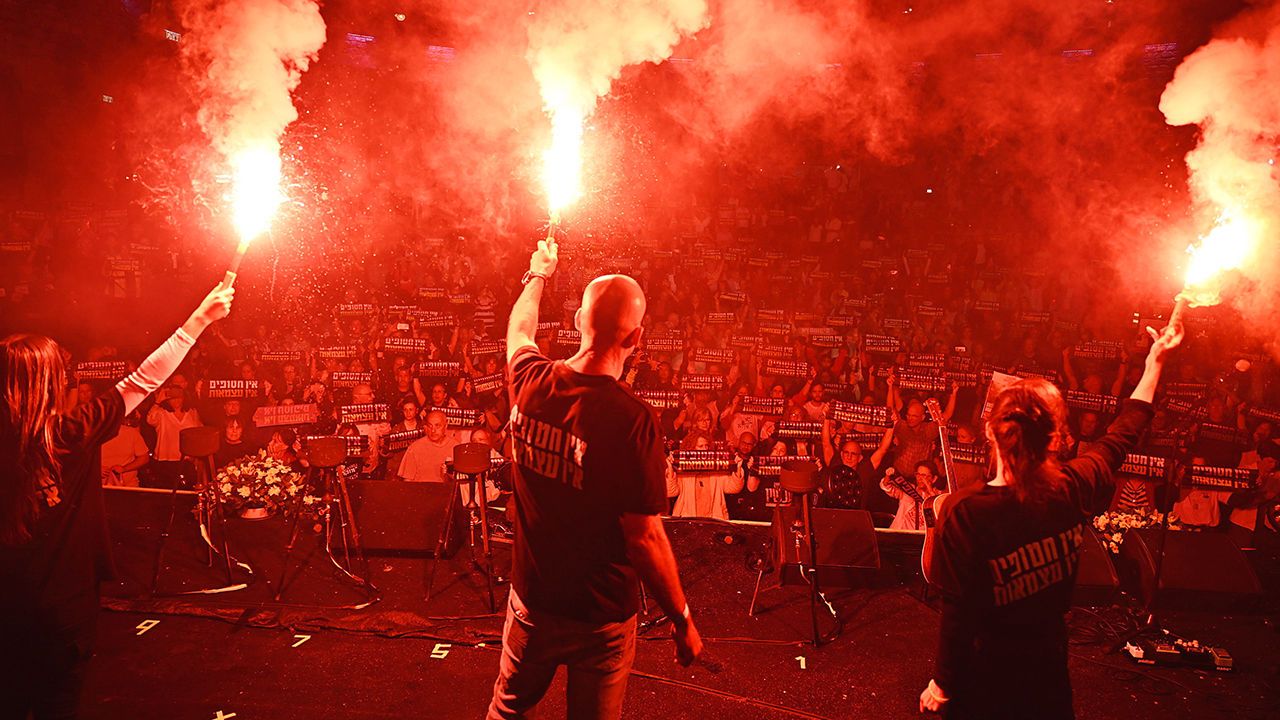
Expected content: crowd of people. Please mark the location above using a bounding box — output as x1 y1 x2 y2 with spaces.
3 196 1279 547
3 191 1279 720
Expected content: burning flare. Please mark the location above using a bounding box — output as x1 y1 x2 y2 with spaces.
1179 210 1259 307
1159 7 1280 354
525 0 709 221
177 0 325 283
542 108 585 221
230 144 285 245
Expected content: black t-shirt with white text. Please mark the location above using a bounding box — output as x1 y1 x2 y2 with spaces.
506 346 667 623
928 399 1153 719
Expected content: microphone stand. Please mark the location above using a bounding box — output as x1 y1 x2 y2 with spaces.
1110 423 1191 652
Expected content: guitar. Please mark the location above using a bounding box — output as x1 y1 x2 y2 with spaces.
921 397 959 584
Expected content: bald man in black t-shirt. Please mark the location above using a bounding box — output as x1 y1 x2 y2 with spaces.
486 237 702 720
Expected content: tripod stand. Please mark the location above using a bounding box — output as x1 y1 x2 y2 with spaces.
747 460 840 646
151 426 253 595
426 443 501 613
277 436 380 608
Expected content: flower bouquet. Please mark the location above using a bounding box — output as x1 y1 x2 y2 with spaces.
1092 509 1184 554
214 451 307 519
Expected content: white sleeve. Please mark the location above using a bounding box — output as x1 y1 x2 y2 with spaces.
880 477 903 499
114 327 197 415
398 444 419 480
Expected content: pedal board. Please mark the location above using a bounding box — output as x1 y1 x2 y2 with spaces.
1123 637 1233 672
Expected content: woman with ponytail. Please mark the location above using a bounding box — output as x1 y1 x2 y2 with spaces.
919 321 1182 720
1 283 234 719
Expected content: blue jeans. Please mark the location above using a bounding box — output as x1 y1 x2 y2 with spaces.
487 591 637 720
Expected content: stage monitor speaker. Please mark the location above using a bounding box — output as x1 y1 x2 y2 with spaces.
778 508 880 588
1118 528 1262 611
1072 526 1120 606
347 480 463 556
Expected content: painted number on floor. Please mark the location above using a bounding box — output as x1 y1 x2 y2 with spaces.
795 656 807 670
292 634 311 648
135 620 160 636
431 643 451 659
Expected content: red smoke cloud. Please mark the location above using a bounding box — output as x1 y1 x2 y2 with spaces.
103 0 1272 351
1160 0 1280 356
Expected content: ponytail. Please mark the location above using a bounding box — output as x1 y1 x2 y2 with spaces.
986 379 1066 502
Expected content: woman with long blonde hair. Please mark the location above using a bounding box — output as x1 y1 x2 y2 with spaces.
1 283 233 719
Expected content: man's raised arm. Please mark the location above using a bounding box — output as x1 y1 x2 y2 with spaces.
506 237 559 364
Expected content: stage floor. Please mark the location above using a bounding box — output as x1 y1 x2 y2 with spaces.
82 491 1280 720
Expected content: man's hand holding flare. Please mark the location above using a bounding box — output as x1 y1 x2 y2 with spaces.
529 237 559 279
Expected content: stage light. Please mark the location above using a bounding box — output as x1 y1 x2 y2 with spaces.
394 13 405 22
926 187 933 194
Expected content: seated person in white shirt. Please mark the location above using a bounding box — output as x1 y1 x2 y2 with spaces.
398 410 457 483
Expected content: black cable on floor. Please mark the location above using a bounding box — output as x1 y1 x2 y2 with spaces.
641 635 803 647
627 668 838 720
1068 651 1187 696
1067 605 1142 646
467 640 838 719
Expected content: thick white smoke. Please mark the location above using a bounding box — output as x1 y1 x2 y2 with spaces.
1159 3 1280 354
526 0 709 212
178 0 326 199
526 0 708 119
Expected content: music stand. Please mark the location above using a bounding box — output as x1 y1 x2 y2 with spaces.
748 459 839 646
276 436 379 607
426 443 499 613
151 426 252 595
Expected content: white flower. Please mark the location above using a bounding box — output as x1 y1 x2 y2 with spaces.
267 486 281 496
303 496 316 505
238 487 252 498
220 483 232 494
